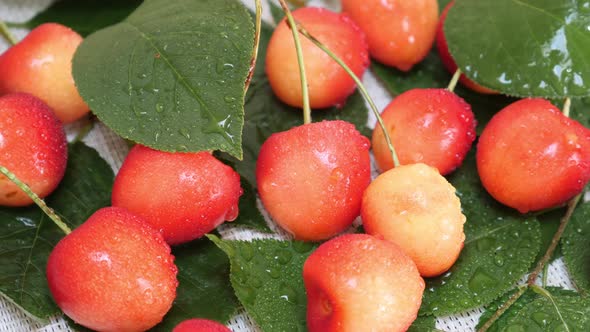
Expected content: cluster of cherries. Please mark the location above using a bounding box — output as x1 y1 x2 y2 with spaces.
0 0 589 331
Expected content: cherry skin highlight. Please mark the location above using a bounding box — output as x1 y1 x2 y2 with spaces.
341 0 439 71
173 319 231 332
0 23 89 123
303 234 424 332
372 88 476 175
477 98 590 213
256 120 371 241
436 1 497 94
46 207 178 332
362 163 466 277
112 146 242 245
0 93 67 207
265 7 369 108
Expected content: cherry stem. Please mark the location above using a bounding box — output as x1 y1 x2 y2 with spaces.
0 20 18 45
294 22 401 167
477 286 527 332
562 97 571 117
527 193 581 285
278 0 312 125
447 68 461 92
0 165 72 235
245 0 262 92
530 285 571 331
286 0 306 7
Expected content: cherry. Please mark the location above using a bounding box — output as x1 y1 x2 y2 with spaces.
0 93 67 207
477 98 590 213
112 146 242 245
46 207 178 332
372 88 476 175
256 120 371 241
304 234 424 332
173 319 231 332
0 23 89 123
341 0 439 71
266 7 369 108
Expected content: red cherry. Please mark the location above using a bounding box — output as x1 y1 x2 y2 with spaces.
173 319 231 332
47 207 178 332
342 0 439 71
256 120 371 241
0 23 89 123
112 146 242 245
477 98 590 213
372 88 476 175
304 234 424 332
0 93 67 206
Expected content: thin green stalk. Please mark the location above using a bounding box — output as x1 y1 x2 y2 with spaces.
245 0 263 92
542 263 549 287
0 20 18 45
294 22 400 167
278 0 311 125
528 193 581 284
447 68 462 92
562 97 571 117
0 165 71 235
531 285 570 332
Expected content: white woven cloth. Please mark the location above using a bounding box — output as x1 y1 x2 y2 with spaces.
0 0 578 331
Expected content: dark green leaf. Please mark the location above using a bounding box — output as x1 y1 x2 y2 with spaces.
151 237 240 331
209 235 318 332
478 287 590 331
445 0 590 98
371 51 516 134
570 97 590 127
73 0 255 159
535 208 564 263
420 149 541 316
0 142 114 320
18 0 141 37
562 201 590 294
230 20 370 186
408 315 439 332
231 177 272 233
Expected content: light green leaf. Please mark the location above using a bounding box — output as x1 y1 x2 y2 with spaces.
73 0 255 159
209 235 318 332
445 0 590 98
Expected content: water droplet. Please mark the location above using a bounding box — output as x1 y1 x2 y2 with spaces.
494 254 505 267
267 267 281 279
155 103 164 113
505 324 526 332
250 276 263 288
468 268 499 294
278 282 297 304
292 241 312 253
224 96 236 103
240 245 254 262
274 249 293 265
532 311 551 328
179 128 190 139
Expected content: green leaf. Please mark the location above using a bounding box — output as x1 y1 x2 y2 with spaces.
408 315 439 332
0 142 114 320
371 51 517 135
445 0 590 98
535 208 564 263
570 97 590 127
151 237 240 331
209 235 318 332
420 149 542 316
478 287 590 331
230 19 370 186
73 0 255 159
17 0 141 37
562 201 590 294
